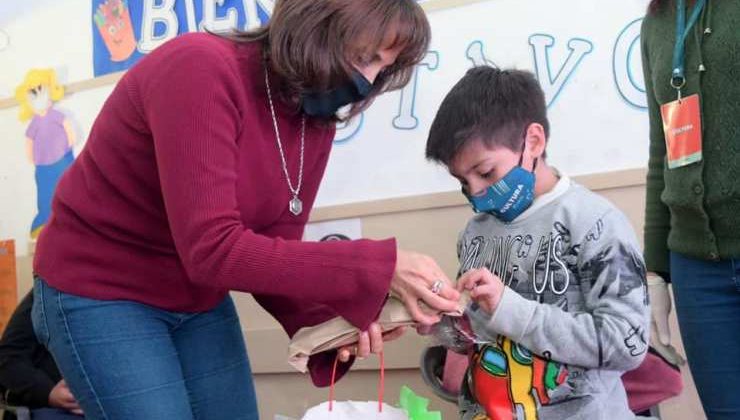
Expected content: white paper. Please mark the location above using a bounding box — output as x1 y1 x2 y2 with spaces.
302 401 408 420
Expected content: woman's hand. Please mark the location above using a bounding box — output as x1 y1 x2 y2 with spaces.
391 250 461 325
49 379 84 416
337 323 406 362
457 268 505 314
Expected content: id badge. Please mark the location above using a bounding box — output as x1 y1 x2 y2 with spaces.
660 93 702 169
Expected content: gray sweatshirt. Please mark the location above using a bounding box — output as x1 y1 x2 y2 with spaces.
457 176 649 420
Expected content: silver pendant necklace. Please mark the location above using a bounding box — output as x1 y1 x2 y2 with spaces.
264 67 306 216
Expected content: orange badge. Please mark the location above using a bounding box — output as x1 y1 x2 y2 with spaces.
660 94 702 169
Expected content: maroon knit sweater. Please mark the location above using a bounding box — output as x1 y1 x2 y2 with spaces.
34 33 396 385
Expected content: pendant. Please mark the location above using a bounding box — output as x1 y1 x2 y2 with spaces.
289 196 303 216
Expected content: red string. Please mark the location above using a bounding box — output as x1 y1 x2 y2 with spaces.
327 351 386 413
329 354 340 412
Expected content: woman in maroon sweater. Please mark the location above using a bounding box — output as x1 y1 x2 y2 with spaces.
30 1 459 419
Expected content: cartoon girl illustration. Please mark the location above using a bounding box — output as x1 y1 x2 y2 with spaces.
15 69 76 239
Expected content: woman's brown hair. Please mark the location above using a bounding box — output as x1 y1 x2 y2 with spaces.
227 0 431 121
648 0 697 14
648 0 664 13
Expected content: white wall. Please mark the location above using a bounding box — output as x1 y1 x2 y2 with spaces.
0 0 652 255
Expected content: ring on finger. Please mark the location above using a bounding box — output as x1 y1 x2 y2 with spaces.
430 279 444 295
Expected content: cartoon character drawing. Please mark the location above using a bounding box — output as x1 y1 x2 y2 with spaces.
624 324 648 357
94 0 136 62
471 344 516 420
580 242 648 305
15 69 76 239
469 337 568 420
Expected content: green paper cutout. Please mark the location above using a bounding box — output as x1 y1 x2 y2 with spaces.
398 386 442 420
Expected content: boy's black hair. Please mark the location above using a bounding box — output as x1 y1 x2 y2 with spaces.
426 66 550 165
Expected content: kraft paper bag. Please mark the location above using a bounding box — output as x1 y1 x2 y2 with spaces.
288 296 467 372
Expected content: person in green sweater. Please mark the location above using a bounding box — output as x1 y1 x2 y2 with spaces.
641 1 740 418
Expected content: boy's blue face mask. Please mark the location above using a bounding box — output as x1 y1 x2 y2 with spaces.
301 71 373 118
464 143 538 223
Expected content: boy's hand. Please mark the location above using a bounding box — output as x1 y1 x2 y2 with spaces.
457 268 505 314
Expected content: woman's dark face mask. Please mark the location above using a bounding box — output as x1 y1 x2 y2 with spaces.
300 71 374 118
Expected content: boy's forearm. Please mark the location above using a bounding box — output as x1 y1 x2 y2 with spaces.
471 287 648 371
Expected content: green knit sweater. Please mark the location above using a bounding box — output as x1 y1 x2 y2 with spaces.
641 1 740 273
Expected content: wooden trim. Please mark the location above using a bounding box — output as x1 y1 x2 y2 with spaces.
0 97 17 109
576 167 647 191
0 71 125 110
64 71 126 95
0 1 489 110
309 168 648 222
22 169 645 256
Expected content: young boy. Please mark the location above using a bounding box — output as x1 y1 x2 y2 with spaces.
425 66 650 420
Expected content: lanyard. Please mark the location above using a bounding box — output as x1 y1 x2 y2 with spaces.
671 0 707 94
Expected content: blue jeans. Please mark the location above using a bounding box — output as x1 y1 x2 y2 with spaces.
31 408 84 420
31 278 258 420
670 252 740 420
